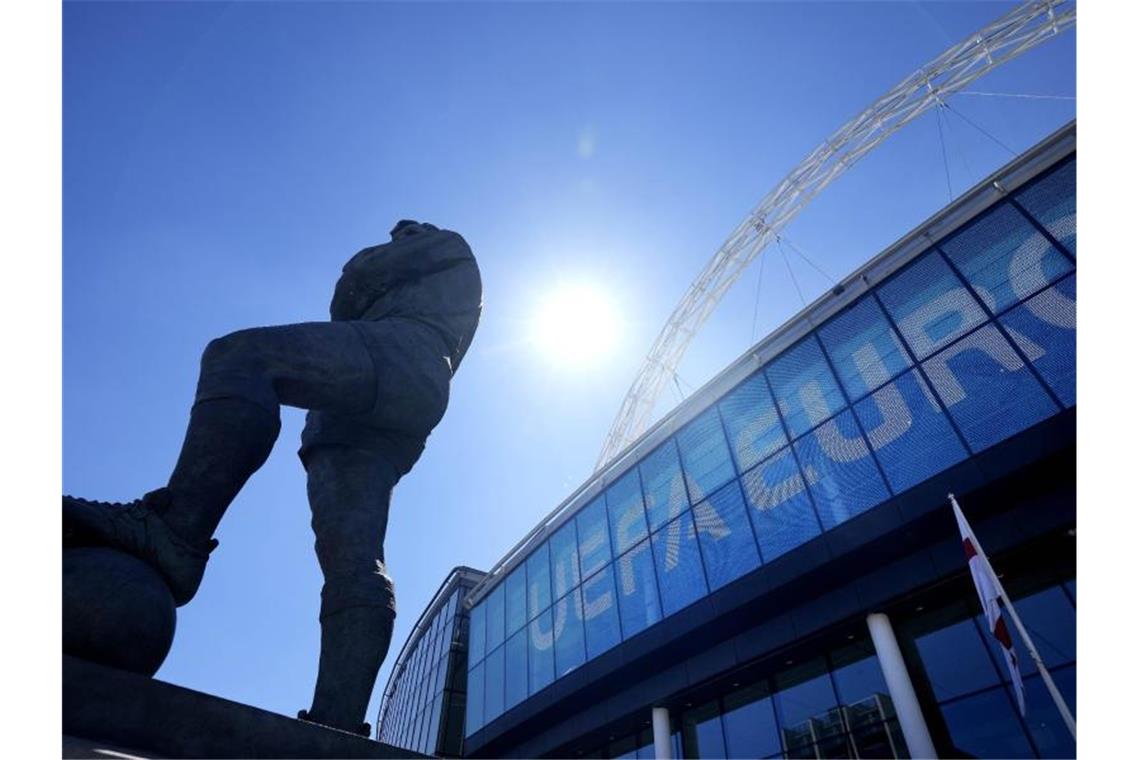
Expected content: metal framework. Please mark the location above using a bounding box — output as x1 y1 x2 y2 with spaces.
596 0 1075 471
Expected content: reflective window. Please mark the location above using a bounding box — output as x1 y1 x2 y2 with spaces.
818 295 913 401
766 336 847 438
1000 273 1076 407
878 251 988 359
615 538 662 639
576 496 612 579
1022 666 1077 759
773 659 843 759
941 202 1073 314
550 519 581 601
694 482 761 590
581 564 622 659
639 440 690 533
979 586 1075 678
553 588 587 677
466 660 484 734
1015 156 1076 255
468 601 486 668
939 687 1035 759
526 541 552 620
853 368 969 493
719 371 787 472
607 468 649 556
528 608 555 695
682 701 726 760
483 644 504 724
794 410 891 530
650 510 708 615
923 324 1059 452
504 628 528 710
676 407 737 501
485 583 505 653
740 448 821 562
914 614 1001 701
722 683 781 760
504 565 527 638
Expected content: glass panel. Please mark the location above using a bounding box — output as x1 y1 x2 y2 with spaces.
720 371 788 472
550 519 581 600
939 687 1035 758
694 482 762 590
484 643 505 724
765 336 847 439
741 448 822 562
1000 273 1076 407
682 701 726 760
773 658 841 755
504 565 527 637
1014 155 1076 255
830 639 891 709
913 616 1001 701
676 407 737 501
485 583 505 653
428 694 442 754
853 369 969 493
615 538 662 639
581 564 622 659
923 324 1059 452
819 295 913 401
465 660 484 735
877 251 988 359
553 587 587 677
639 440 690 533
504 628 528 710
1022 665 1076 759
468 602 486 668
650 510 708 615
607 468 649 556
723 683 782 759
528 607 555 695
527 541 552 620
850 718 908 760
794 410 891 530
577 496 612 580
941 201 1073 314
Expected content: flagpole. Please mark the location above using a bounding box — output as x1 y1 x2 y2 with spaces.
949 494 1077 741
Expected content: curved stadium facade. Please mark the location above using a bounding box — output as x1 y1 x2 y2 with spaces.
378 122 1077 759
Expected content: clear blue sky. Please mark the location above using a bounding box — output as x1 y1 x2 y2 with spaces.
63 1 1074 727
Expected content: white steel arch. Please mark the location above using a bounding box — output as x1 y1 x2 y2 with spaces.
596 0 1075 471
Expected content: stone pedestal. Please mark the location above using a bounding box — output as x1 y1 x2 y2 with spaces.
63 656 426 759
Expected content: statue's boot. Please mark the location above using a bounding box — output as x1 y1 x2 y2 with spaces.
299 604 396 737
63 398 280 606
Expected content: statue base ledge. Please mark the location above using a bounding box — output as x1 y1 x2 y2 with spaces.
63 655 427 759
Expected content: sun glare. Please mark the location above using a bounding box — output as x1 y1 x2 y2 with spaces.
531 283 621 368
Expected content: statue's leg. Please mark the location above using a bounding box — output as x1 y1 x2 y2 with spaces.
161 322 376 546
65 321 378 606
301 443 399 736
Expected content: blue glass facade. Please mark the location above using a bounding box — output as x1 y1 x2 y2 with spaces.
464 155 1076 738
378 572 479 757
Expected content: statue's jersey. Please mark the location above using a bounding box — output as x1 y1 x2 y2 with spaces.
329 223 482 374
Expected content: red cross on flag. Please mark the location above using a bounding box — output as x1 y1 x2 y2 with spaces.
951 494 1026 715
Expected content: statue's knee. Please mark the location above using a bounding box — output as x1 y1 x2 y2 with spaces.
201 329 261 370
320 568 396 621
196 329 276 409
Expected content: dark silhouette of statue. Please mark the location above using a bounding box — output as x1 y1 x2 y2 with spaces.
63 219 482 736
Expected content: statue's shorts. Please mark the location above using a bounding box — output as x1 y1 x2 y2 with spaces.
193 317 452 619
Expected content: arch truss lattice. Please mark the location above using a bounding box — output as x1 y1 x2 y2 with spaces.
596 0 1075 471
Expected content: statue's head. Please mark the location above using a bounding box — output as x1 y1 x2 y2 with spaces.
390 219 439 241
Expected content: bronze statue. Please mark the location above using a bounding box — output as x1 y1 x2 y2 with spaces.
64 219 482 736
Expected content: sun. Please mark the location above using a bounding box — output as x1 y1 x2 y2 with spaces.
531 283 622 368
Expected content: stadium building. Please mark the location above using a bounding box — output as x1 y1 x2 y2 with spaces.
377 122 1077 759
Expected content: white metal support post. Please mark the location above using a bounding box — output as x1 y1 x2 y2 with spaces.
866 613 939 759
651 706 673 760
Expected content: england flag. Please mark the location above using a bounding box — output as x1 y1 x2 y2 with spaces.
951 494 1026 715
